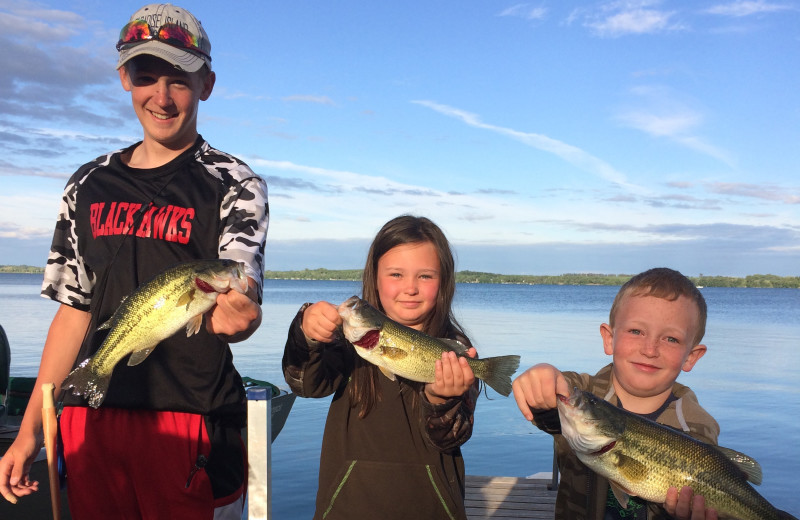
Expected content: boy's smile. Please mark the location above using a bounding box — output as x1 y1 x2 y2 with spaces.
600 294 707 413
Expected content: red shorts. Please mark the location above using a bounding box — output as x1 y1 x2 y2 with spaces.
60 406 245 520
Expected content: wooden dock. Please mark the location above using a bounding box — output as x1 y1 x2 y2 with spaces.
465 475 557 519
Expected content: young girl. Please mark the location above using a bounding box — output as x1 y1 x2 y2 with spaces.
282 215 478 520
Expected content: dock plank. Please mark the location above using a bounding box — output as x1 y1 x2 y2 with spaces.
465 475 557 520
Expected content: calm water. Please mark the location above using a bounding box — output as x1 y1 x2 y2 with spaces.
1 274 798 518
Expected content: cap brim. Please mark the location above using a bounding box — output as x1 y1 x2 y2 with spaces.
117 40 210 72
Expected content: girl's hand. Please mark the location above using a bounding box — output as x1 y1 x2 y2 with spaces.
425 348 477 404
301 301 342 343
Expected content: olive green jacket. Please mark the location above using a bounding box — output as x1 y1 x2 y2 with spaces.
532 363 720 520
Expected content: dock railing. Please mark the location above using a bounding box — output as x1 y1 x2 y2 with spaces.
244 386 272 520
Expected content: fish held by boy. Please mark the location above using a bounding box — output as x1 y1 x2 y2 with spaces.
557 387 798 520
337 295 521 396
62 259 248 408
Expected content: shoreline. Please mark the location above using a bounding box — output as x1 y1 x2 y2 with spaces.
4 266 798 288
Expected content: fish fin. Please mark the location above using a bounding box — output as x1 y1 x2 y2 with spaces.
97 318 113 331
716 446 763 485
378 366 397 381
616 453 649 483
127 347 154 366
186 314 204 336
61 358 112 409
609 482 633 509
439 338 469 355
177 288 195 310
471 354 521 397
381 346 408 361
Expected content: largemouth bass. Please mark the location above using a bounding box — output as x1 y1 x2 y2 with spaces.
62 259 248 408
557 387 797 520
338 296 520 396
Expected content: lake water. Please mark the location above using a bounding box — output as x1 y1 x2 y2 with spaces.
1 274 798 518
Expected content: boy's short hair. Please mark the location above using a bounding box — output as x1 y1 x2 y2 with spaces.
609 267 707 346
116 4 212 73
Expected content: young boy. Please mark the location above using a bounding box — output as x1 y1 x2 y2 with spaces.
512 267 719 520
0 4 268 519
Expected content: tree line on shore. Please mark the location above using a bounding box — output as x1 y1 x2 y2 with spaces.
4 265 799 288
263 268 800 289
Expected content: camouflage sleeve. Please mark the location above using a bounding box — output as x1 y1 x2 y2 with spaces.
282 304 350 398
420 381 477 453
40 173 96 310
218 165 268 304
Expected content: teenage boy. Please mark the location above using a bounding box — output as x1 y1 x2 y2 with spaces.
513 268 719 520
0 4 268 519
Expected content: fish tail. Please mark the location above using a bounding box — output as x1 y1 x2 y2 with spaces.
61 359 111 409
475 355 521 397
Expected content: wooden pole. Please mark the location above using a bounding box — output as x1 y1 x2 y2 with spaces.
41 383 61 520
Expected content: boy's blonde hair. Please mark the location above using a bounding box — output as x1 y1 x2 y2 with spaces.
609 267 707 346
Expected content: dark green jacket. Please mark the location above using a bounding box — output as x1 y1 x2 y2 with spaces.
532 363 720 520
282 305 477 520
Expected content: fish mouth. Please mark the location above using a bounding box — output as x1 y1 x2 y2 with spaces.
337 295 361 315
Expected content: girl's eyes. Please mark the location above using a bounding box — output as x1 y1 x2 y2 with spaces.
386 272 436 279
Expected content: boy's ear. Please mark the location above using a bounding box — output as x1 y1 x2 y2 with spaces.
681 344 707 373
600 323 614 355
200 70 216 101
119 67 132 92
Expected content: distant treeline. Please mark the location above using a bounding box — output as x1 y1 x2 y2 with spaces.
263 268 800 289
0 265 44 274
4 266 799 288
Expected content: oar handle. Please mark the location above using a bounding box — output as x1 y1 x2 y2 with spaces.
42 383 55 409
41 383 61 520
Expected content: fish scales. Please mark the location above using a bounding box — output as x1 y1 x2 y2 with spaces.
62 259 247 408
557 389 797 520
338 296 521 396
379 320 510 385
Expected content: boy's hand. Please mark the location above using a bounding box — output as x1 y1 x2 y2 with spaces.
0 433 41 503
301 301 343 343
664 486 718 520
207 286 261 337
425 348 477 404
511 363 570 421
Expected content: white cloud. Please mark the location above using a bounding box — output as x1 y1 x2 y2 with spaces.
616 86 734 165
571 0 686 37
497 4 548 20
411 100 640 190
281 95 335 105
703 0 795 17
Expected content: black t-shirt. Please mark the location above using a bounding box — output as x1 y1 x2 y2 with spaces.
42 137 269 418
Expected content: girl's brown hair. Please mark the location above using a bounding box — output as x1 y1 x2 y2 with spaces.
351 215 470 417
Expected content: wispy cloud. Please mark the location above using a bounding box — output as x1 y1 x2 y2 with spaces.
569 0 686 37
707 182 800 203
497 4 548 20
411 100 638 190
281 95 335 105
616 86 734 165
703 0 795 17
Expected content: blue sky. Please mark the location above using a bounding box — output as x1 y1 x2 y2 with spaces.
1 0 798 276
